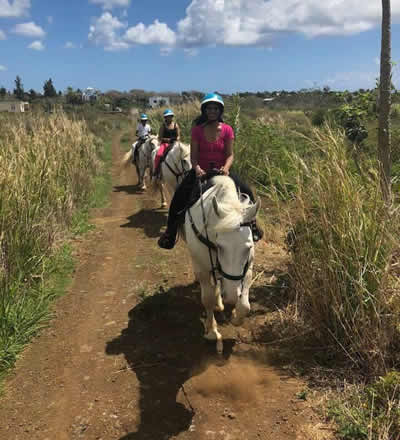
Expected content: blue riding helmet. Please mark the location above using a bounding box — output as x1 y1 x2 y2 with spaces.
163 109 174 117
201 93 224 112
140 113 148 120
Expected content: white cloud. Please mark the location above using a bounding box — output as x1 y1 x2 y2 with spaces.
124 19 176 45
28 40 45 50
89 0 130 9
176 0 400 48
0 65 7 71
64 41 76 49
0 0 30 18
0 30 6 40
89 12 175 51
177 0 223 47
324 70 378 89
88 12 129 51
89 0 400 52
184 48 198 57
160 46 173 56
13 22 46 38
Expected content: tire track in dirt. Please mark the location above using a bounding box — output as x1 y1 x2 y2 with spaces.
0 132 333 440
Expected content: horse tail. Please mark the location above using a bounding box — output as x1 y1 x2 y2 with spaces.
121 149 133 168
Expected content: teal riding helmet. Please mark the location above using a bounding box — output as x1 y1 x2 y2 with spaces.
140 113 148 120
201 93 224 113
163 109 174 117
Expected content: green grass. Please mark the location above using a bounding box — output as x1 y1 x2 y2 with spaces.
0 244 75 385
0 112 115 387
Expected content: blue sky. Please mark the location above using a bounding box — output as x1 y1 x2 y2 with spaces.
1 0 400 94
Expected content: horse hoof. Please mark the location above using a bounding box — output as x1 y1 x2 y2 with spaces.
161 202 167 208
216 339 223 354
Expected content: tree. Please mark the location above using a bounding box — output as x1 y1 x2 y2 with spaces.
13 75 24 100
378 0 392 202
28 89 37 101
65 87 83 105
0 87 6 99
43 78 57 98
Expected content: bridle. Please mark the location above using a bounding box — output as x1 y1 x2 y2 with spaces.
187 180 252 285
162 142 191 184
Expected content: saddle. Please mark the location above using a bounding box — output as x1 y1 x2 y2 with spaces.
176 169 239 226
154 141 175 178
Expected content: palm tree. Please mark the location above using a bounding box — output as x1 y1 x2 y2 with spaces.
378 0 392 202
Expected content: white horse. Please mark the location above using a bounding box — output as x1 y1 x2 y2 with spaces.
122 136 159 190
184 175 260 353
152 141 191 208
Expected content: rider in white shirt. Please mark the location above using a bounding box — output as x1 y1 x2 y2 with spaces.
133 113 151 163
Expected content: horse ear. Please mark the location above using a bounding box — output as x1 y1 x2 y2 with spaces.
212 196 220 217
243 197 261 223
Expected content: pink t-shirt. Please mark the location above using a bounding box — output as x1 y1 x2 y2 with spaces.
191 123 234 171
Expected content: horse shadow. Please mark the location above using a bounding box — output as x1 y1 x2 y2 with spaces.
113 185 145 195
106 283 235 440
120 208 167 238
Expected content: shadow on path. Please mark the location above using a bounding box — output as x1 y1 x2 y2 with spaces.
113 184 144 195
106 283 234 440
120 208 167 238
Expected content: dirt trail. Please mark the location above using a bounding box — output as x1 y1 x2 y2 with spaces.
0 133 332 440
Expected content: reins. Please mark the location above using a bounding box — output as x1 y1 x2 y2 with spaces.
187 174 251 285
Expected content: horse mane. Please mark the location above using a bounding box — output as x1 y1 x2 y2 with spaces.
210 176 251 233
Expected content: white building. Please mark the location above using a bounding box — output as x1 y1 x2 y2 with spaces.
82 87 98 102
148 96 170 109
0 101 29 113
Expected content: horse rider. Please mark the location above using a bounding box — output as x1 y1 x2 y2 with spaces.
157 93 263 249
132 113 152 164
153 109 181 177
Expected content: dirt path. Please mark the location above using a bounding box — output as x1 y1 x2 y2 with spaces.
0 133 332 440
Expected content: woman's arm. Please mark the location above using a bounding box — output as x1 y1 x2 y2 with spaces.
175 123 181 141
191 137 205 177
220 138 234 175
158 125 164 143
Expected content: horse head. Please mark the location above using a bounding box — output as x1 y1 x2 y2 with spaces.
210 179 260 322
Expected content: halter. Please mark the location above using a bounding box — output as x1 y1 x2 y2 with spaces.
163 143 191 184
188 178 252 284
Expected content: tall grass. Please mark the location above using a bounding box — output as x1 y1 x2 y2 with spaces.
0 110 103 373
269 125 400 373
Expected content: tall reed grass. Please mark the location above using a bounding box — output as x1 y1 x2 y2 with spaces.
0 111 103 372
268 125 400 373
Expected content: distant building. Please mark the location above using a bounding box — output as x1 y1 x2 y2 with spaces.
82 87 99 102
0 101 29 113
148 96 170 109
263 98 275 104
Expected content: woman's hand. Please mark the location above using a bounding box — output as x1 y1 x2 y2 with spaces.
219 165 229 175
195 165 206 177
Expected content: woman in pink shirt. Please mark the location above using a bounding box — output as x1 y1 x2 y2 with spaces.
158 93 263 249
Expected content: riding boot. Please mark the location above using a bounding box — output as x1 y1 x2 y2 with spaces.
158 223 178 249
251 220 264 243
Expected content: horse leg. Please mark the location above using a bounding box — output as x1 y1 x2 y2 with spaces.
135 163 141 186
231 270 252 327
215 280 224 312
199 273 223 353
139 166 146 190
159 181 167 208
